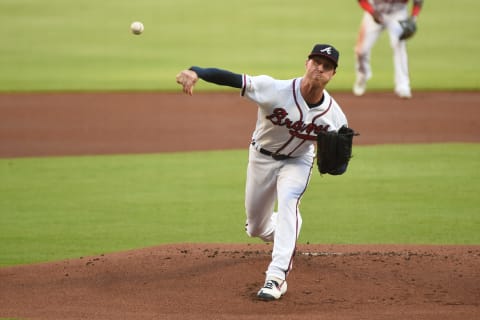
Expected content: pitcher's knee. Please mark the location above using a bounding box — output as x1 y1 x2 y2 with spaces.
245 223 262 238
245 223 274 242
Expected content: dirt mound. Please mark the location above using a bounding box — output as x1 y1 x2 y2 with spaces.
1 244 479 319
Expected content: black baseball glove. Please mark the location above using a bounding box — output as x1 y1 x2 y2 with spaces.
399 17 417 40
316 126 359 175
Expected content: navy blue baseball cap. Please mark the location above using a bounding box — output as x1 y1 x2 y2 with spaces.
308 44 339 67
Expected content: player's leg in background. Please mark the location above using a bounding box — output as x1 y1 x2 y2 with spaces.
244 146 280 242
390 37 411 98
353 13 383 96
385 8 412 98
266 156 313 280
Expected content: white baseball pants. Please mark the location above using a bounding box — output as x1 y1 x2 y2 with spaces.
244 144 314 280
355 8 411 94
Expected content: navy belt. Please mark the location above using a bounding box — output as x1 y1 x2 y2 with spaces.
252 142 292 160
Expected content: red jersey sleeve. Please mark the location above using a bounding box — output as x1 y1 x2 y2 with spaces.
358 0 375 14
412 0 424 17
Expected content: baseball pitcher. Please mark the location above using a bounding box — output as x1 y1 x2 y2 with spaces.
177 44 355 300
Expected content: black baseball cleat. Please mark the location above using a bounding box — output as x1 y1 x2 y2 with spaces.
257 278 287 301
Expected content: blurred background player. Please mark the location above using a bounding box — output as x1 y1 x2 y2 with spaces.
353 0 424 98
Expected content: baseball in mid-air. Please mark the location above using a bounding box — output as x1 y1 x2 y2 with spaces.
130 21 144 35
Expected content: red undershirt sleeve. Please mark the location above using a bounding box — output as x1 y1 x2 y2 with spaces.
358 0 375 14
411 1 423 17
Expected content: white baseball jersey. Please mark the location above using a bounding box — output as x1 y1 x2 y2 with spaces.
241 74 348 280
242 75 348 157
370 0 410 14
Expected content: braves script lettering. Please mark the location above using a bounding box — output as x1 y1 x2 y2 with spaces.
266 108 329 140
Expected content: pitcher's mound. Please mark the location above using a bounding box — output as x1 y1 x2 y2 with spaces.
1 243 479 319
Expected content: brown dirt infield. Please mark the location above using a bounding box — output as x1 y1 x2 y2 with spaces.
1 91 479 319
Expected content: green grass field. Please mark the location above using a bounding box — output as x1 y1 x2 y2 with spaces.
0 1 479 268
0 0 479 91
1 144 479 267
